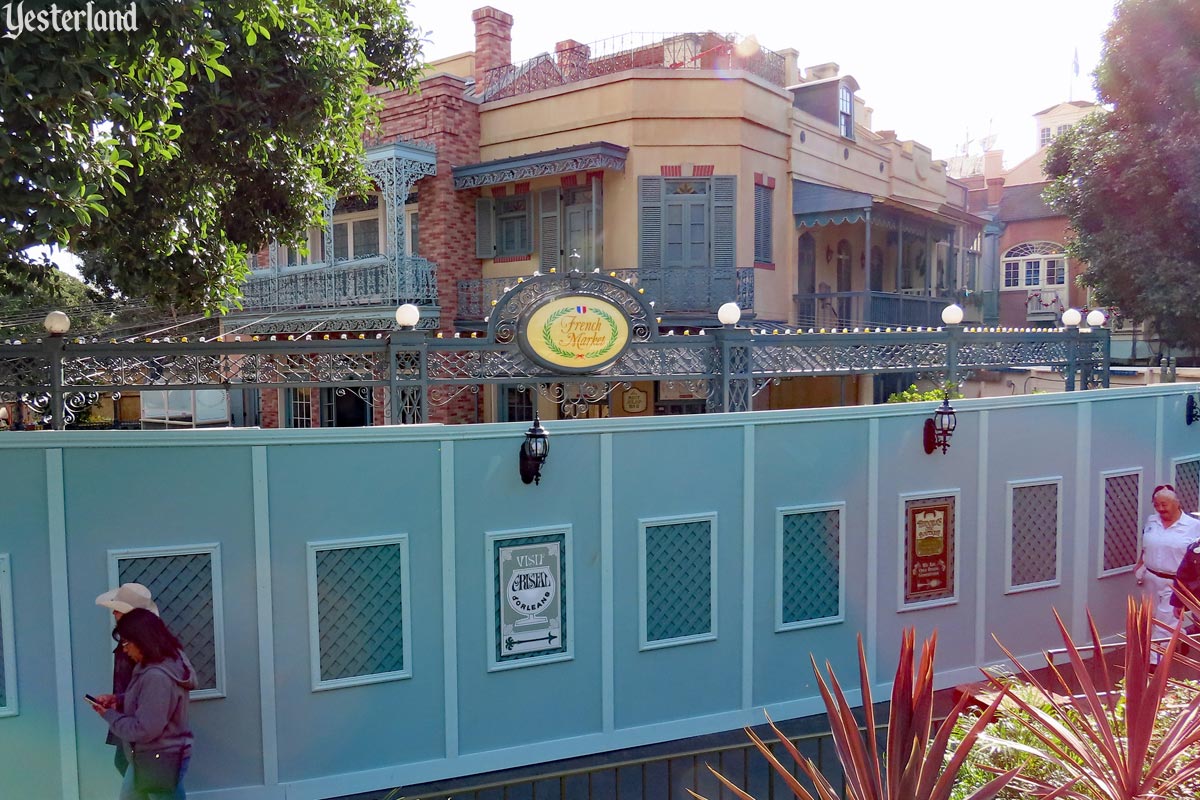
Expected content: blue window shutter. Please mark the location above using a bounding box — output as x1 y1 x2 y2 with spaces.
711 176 736 269
539 188 561 271
476 197 495 259
638 176 664 270
754 184 773 264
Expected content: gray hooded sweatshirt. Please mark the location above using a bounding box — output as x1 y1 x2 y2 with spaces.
103 651 196 754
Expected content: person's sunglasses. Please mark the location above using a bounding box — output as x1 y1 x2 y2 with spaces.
1153 484 1176 495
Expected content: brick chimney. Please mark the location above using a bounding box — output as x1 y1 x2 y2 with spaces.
472 6 514 93
983 149 1005 207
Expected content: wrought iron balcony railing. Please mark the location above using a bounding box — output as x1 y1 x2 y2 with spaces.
457 267 755 321
482 32 787 102
242 256 438 312
794 291 954 330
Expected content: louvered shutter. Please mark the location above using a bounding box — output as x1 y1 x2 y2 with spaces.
711 176 736 269
475 197 495 258
638 176 664 270
592 178 604 268
754 184 772 264
539 188 561 271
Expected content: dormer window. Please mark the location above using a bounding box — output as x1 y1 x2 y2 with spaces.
839 84 854 138
1040 127 1052 146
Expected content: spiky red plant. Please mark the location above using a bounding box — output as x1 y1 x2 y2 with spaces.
691 629 1021 800
987 598 1200 799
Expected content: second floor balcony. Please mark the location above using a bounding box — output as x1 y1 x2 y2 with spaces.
457 267 755 325
794 290 955 330
242 255 439 314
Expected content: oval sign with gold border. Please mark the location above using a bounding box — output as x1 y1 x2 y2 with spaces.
519 294 632 373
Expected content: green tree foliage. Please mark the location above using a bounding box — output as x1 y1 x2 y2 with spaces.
1 0 424 313
1044 0 1200 350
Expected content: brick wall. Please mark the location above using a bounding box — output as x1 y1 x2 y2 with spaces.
375 72 484 424
262 389 280 429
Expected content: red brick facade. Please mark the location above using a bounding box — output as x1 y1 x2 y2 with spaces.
374 71 485 424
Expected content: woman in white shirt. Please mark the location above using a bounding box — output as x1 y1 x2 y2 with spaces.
1136 484 1200 661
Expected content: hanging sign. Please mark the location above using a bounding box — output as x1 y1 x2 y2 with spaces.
904 496 955 604
519 294 632 373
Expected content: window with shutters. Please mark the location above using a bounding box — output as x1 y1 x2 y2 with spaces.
637 176 736 271
754 184 773 265
476 194 533 259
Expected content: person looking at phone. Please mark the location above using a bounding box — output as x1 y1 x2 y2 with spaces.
92 608 195 799
94 583 161 778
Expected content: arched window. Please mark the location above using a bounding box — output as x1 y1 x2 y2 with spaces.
1002 241 1067 291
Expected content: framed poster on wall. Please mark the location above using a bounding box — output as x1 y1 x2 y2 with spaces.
902 493 957 607
486 526 572 671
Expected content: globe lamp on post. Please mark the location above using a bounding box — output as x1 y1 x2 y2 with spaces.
394 303 420 329
717 302 741 328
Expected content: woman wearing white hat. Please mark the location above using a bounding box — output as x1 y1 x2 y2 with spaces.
94 584 160 777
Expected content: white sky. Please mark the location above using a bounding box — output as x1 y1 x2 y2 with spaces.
406 0 1118 168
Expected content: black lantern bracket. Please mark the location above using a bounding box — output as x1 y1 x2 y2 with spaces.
923 397 957 455
519 411 550 485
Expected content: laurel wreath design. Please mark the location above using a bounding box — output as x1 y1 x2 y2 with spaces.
541 306 620 360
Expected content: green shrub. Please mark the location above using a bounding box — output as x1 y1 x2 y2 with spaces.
885 383 963 404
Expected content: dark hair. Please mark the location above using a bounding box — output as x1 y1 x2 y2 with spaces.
115 608 183 664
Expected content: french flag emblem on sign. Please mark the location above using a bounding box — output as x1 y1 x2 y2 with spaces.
576 305 587 314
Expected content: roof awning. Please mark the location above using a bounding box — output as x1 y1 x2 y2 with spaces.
453 141 628 190
792 179 873 227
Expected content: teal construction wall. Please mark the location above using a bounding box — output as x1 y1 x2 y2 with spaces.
0 384 1195 800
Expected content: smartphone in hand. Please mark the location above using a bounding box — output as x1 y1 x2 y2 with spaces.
84 694 102 707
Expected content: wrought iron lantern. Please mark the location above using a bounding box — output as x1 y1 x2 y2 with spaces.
1187 394 1200 426
519 411 550 485
923 397 957 454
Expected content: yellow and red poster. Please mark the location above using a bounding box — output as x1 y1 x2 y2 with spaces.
904 496 955 604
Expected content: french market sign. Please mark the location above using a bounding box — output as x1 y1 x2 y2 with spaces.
519 293 632 373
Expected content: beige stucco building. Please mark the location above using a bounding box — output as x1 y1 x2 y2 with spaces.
234 7 987 424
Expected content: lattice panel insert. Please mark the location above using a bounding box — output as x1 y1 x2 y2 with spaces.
1010 484 1059 587
1176 460 1200 514
315 543 405 682
1103 473 1141 572
119 553 217 690
781 510 840 624
644 520 712 643
0 559 7 709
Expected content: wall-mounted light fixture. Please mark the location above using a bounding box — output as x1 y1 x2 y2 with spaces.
519 411 550 485
825 244 834 264
1188 394 1200 426
923 396 957 454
